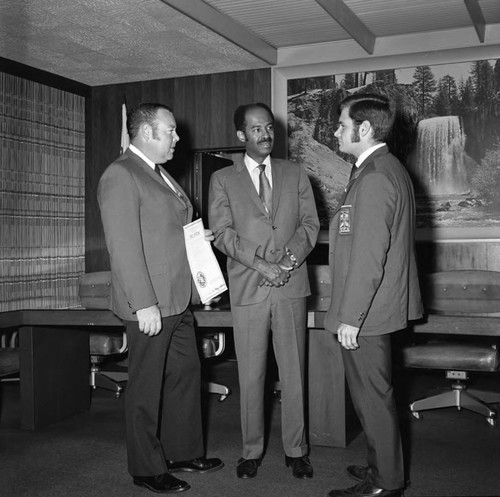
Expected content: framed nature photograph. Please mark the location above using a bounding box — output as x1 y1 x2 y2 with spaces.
274 52 500 241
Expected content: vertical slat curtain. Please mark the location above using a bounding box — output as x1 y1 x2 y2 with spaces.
0 73 85 311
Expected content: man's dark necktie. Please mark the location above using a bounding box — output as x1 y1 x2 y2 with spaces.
154 164 166 183
155 164 183 201
349 164 357 181
257 164 272 213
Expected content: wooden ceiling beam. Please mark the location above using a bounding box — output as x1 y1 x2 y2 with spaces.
315 0 375 55
463 0 486 43
160 0 277 65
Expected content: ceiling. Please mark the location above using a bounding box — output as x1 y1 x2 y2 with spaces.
0 0 499 87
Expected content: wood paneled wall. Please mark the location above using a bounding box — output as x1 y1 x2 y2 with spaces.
85 68 271 272
309 239 500 275
417 241 500 273
4 60 499 291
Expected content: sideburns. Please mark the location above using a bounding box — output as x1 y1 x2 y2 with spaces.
351 125 361 143
151 123 159 140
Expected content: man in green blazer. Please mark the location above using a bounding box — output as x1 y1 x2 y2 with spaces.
98 103 222 494
324 94 423 497
209 103 319 481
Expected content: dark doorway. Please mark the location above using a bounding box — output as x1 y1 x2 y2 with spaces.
191 150 244 225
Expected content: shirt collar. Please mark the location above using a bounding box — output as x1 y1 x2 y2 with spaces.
244 153 271 173
355 143 385 167
129 144 156 170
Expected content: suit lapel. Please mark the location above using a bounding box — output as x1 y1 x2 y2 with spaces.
270 159 282 219
332 176 356 218
156 165 190 207
126 149 163 186
235 157 269 216
125 149 192 217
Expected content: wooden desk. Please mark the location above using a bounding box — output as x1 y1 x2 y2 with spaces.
1 308 233 430
5 308 488 441
1 310 123 430
309 311 500 337
306 310 500 447
307 313 359 448
193 305 358 447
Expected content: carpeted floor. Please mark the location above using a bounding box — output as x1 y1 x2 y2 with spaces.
1 359 500 497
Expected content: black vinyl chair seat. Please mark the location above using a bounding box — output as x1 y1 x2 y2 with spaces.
89 331 124 356
0 348 19 377
402 341 499 372
79 271 231 401
79 272 128 398
401 270 500 427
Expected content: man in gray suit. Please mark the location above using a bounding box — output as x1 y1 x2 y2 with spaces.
209 103 319 480
98 103 222 494
324 93 423 497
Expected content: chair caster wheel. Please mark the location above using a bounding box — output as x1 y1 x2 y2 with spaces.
487 417 497 427
411 411 422 420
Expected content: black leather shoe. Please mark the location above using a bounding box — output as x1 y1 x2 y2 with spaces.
327 480 403 497
285 455 313 479
236 458 260 479
346 465 369 482
167 457 224 474
133 473 190 494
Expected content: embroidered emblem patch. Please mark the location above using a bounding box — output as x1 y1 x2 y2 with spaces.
339 205 352 234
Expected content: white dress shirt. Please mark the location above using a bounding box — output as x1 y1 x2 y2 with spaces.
244 153 273 194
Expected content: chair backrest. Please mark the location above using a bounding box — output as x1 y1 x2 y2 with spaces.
0 330 19 378
307 265 331 311
79 268 500 316
79 271 112 310
79 272 127 355
424 270 500 316
79 267 333 311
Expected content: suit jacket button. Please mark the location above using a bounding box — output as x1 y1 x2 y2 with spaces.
272 225 277 230
270 249 275 254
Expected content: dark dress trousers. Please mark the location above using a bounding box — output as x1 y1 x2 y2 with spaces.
98 149 203 477
325 145 423 490
208 156 319 459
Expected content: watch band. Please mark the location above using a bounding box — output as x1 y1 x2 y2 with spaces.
285 247 297 267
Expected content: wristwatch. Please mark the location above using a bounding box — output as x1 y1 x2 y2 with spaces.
285 247 298 267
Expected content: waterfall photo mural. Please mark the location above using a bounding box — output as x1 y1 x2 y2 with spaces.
287 59 500 238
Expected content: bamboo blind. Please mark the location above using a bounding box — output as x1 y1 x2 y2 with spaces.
0 73 85 311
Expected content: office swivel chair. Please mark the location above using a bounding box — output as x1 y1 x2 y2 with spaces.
399 270 500 427
79 272 128 397
79 271 231 400
200 331 230 401
89 330 128 398
0 330 19 380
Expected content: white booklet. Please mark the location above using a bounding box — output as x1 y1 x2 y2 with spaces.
183 219 228 304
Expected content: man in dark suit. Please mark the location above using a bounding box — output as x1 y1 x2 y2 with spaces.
324 94 423 497
98 103 223 494
208 103 320 480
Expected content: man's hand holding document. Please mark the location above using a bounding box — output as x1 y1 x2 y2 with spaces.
183 219 227 304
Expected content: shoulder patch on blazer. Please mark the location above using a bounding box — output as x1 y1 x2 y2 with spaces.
339 205 352 235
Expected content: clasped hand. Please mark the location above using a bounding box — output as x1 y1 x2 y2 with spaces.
255 256 291 287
